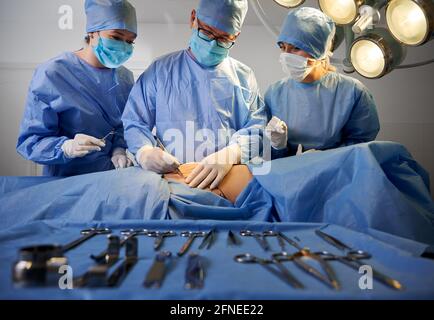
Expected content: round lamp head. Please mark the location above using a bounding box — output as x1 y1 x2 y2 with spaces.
318 0 362 25
273 0 305 8
350 28 407 79
386 0 434 46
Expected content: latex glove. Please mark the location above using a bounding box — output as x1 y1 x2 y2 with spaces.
185 144 241 190
296 144 322 155
61 133 105 159
265 116 288 150
136 145 181 174
111 148 133 169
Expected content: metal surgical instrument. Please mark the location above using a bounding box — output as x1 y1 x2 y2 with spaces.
227 230 241 246
273 249 340 290
144 251 173 288
239 230 271 251
198 228 217 250
315 229 403 290
146 230 177 251
185 253 205 290
178 231 206 257
315 250 403 290
13 228 111 286
101 130 115 144
90 229 147 263
234 253 304 289
155 135 184 177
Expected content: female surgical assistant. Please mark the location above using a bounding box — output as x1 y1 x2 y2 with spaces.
16 0 137 176
265 7 380 159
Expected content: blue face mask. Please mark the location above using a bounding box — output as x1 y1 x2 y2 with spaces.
92 36 133 69
189 30 229 67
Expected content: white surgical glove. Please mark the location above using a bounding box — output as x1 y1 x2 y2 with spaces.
265 116 288 150
136 145 181 174
185 144 241 190
61 133 105 159
296 144 322 155
111 148 133 169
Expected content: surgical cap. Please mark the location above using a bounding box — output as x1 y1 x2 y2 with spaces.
197 0 248 35
85 0 137 35
277 7 335 60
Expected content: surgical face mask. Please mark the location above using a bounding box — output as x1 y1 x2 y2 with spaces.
189 30 229 67
92 35 133 69
279 52 315 82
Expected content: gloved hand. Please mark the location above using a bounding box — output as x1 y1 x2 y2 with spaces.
265 116 288 150
296 144 322 155
61 133 105 159
136 145 181 174
185 144 241 190
111 148 133 169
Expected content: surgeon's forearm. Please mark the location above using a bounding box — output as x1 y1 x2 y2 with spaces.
123 125 155 155
17 135 71 165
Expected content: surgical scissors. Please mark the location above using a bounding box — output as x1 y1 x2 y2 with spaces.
315 229 403 290
100 130 116 144
261 231 302 252
272 249 340 290
239 230 271 251
315 250 403 290
234 253 304 289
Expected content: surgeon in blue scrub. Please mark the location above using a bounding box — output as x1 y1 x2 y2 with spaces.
264 7 380 159
16 0 137 176
122 0 267 190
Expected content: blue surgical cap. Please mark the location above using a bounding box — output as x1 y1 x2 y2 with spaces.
85 0 137 35
277 7 335 60
197 0 248 35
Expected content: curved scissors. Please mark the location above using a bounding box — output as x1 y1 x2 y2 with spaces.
234 253 303 289
314 250 403 290
272 249 340 290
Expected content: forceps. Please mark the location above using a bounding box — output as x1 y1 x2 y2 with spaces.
146 230 177 251
239 230 271 251
178 231 206 256
315 229 403 290
234 253 304 289
272 249 340 290
261 231 301 252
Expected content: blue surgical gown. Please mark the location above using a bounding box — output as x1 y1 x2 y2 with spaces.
17 52 134 176
122 49 267 163
264 72 380 159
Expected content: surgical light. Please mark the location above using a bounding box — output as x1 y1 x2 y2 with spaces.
318 0 361 24
350 28 407 78
273 0 305 8
386 0 434 46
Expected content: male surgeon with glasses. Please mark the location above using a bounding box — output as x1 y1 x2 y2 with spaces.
122 0 267 190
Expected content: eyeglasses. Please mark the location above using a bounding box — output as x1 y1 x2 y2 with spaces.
197 28 235 49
